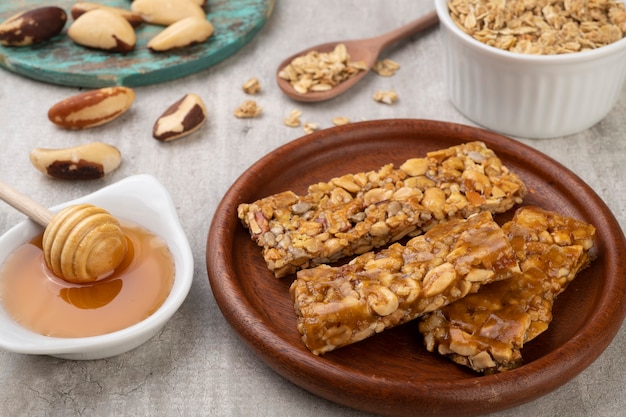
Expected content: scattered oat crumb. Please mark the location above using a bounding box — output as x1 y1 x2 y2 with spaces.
284 109 302 127
234 100 263 118
332 116 350 126
303 122 320 134
242 77 261 94
372 59 400 76
373 90 398 105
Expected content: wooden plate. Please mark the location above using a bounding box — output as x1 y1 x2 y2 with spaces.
0 0 274 87
206 119 626 417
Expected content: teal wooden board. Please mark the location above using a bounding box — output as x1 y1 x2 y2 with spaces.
0 0 275 87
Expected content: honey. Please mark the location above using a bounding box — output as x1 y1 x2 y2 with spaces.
0 221 174 338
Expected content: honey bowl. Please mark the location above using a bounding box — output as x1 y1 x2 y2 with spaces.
0 174 193 360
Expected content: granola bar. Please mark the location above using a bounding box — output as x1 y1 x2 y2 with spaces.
418 206 597 373
238 141 527 277
290 211 522 355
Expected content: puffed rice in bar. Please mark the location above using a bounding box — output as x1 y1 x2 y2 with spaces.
290 211 522 355
418 206 596 373
237 141 527 278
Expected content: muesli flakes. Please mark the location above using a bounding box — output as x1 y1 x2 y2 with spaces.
278 43 367 94
448 0 626 55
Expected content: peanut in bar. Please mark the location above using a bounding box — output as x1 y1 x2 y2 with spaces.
290 211 522 355
418 206 597 373
238 141 527 277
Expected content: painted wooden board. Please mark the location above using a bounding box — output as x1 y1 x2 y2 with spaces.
0 0 275 87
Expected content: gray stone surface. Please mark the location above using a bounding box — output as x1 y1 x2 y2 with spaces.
0 1 624 416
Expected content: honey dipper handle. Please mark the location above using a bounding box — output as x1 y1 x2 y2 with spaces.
0 180 54 227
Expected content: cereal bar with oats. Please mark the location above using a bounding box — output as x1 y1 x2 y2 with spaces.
238 141 527 278
290 211 522 355
418 206 597 374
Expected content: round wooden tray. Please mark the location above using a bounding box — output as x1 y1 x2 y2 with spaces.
206 119 626 417
0 0 274 87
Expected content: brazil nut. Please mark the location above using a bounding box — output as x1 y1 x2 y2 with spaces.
68 9 136 52
147 16 214 52
30 142 122 180
131 0 206 26
0 6 67 46
48 86 135 130
70 2 144 28
153 93 207 141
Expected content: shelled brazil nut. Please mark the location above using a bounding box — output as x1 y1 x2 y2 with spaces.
30 142 122 180
0 6 67 46
48 86 135 130
70 2 144 28
153 93 208 141
148 16 214 52
68 9 136 52
131 0 206 26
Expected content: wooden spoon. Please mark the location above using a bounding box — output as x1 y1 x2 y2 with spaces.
276 10 439 102
0 180 127 284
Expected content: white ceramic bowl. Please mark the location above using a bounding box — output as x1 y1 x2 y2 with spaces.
0 174 193 360
435 0 626 138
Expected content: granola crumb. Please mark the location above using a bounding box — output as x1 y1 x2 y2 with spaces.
284 109 302 127
234 100 263 118
332 116 350 126
373 90 398 105
303 122 320 134
372 59 401 77
242 77 261 94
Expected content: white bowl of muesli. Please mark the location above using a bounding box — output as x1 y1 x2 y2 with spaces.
435 0 626 139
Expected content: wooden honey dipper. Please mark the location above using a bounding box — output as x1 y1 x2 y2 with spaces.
0 180 127 283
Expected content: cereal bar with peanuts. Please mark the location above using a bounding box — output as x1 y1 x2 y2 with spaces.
290 211 522 355
237 141 527 278
418 206 597 373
